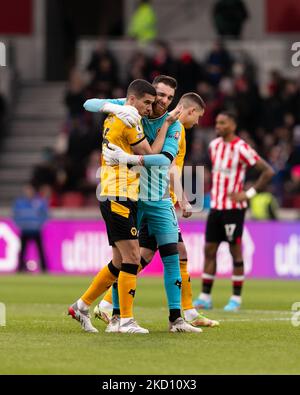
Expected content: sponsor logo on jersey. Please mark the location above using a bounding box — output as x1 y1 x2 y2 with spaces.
167 132 180 140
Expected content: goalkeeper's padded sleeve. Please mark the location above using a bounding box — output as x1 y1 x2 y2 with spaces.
84 98 126 112
83 99 106 112
143 153 172 167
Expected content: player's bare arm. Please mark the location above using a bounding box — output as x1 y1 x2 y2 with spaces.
230 158 275 202
130 113 178 157
150 106 182 153
130 105 182 155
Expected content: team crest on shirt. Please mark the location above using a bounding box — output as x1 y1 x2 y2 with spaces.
131 227 138 236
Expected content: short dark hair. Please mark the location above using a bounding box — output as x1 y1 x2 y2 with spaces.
218 110 238 124
179 92 206 110
152 75 178 90
127 79 157 99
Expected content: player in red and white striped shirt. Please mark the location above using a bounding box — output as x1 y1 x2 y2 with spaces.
194 111 274 311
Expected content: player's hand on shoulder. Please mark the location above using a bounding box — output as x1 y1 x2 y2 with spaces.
117 105 141 127
166 105 183 125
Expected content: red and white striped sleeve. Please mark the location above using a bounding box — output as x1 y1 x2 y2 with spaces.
209 137 222 165
239 143 260 168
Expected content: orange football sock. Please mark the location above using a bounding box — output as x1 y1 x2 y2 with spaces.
102 262 143 306
81 263 119 306
180 259 194 310
118 264 138 318
103 286 113 305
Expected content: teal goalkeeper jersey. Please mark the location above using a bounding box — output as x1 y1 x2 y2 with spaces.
90 98 181 203
139 113 181 203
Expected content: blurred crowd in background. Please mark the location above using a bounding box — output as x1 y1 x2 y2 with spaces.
29 38 300 210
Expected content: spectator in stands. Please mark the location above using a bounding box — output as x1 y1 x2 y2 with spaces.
66 118 91 190
31 148 57 191
87 39 119 82
86 40 119 96
261 91 284 132
280 80 300 124
212 0 249 39
127 0 157 44
149 41 177 80
176 52 203 95
64 69 86 120
219 76 236 111
267 70 284 97
288 125 300 168
197 82 222 128
267 145 289 202
126 51 152 84
286 165 300 194
284 165 300 207
13 184 49 273
234 74 261 133
205 40 232 86
89 55 118 97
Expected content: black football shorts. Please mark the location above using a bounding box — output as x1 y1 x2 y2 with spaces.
205 209 246 245
100 198 138 246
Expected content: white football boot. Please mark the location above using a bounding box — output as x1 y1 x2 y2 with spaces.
169 317 203 333
68 302 98 333
119 318 149 334
105 315 120 333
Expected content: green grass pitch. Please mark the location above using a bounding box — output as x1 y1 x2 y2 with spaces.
0 275 299 375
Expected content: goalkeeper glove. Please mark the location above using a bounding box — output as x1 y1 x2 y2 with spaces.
102 103 141 127
103 143 143 166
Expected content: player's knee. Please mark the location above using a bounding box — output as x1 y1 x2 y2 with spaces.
112 260 122 270
230 243 243 261
140 247 155 263
140 256 150 269
205 244 217 261
159 243 178 257
124 248 141 265
177 242 187 260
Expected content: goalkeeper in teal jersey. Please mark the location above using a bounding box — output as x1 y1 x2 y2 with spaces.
84 75 201 332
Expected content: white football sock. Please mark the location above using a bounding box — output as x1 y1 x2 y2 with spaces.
120 317 133 326
199 293 212 302
77 298 89 311
99 299 113 311
231 295 242 304
184 308 199 321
